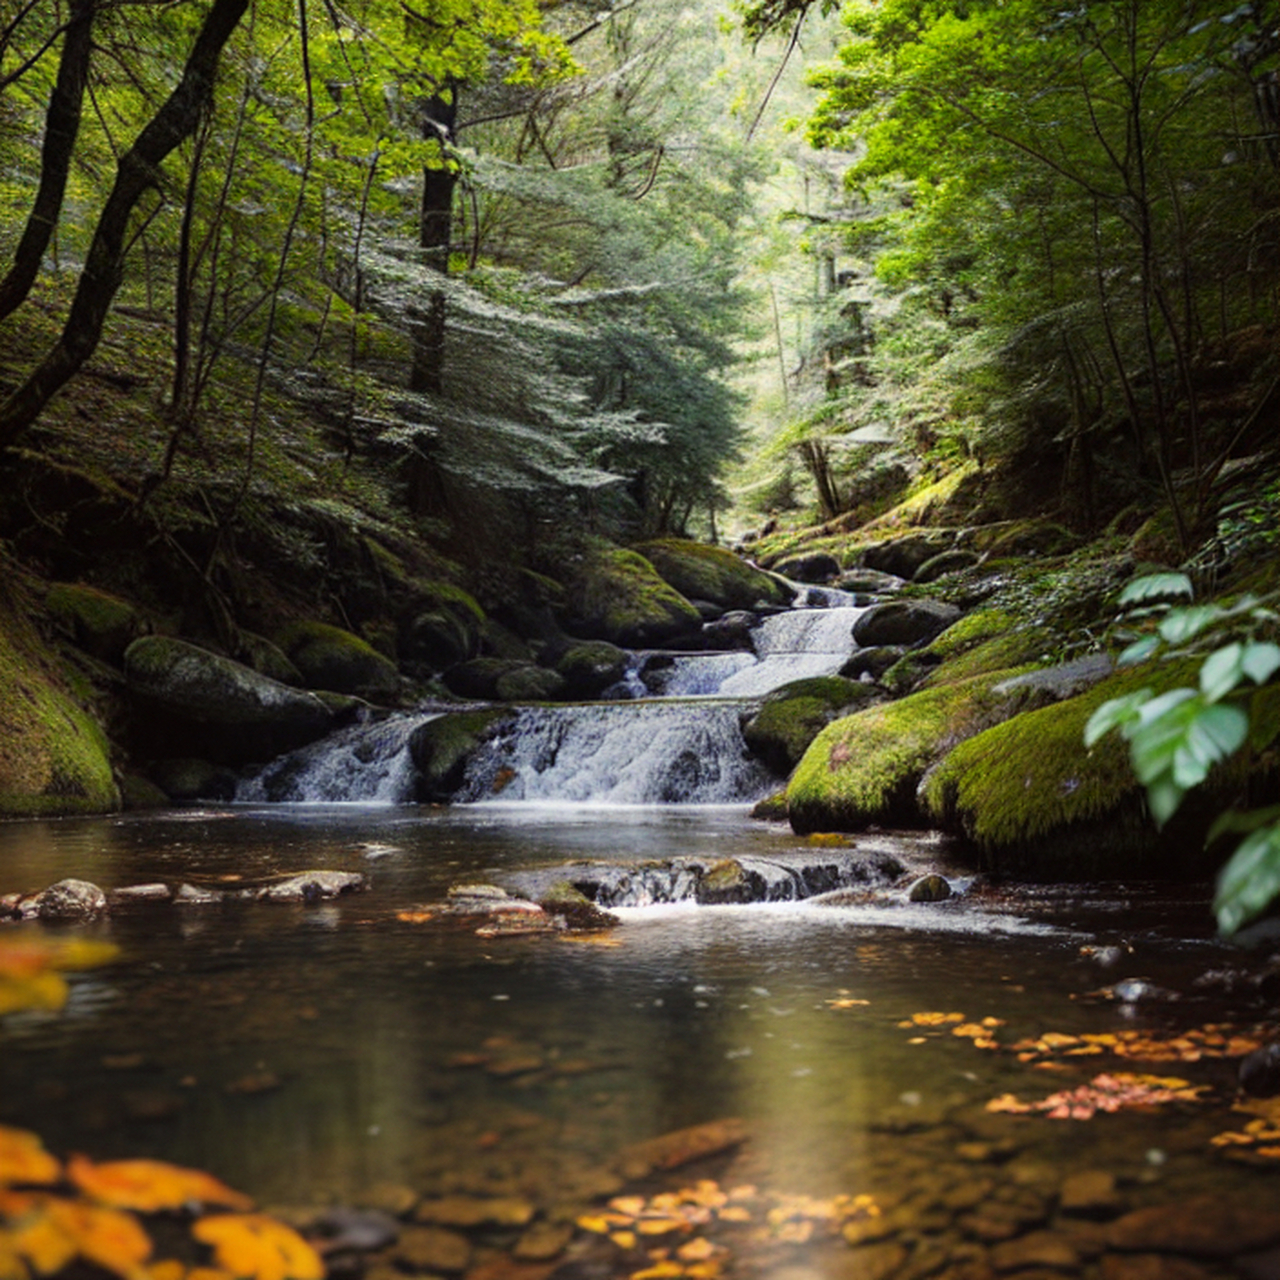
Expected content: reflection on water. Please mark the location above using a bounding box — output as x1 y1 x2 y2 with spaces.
1 806 1275 1230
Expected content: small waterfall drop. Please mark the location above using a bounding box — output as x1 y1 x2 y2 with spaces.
456 703 773 805
238 714 438 803
716 606 864 696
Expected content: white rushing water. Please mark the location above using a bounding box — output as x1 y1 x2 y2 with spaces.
716 605 865 696
457 702 774 804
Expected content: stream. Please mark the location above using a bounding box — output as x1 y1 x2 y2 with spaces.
3 592 1279 1274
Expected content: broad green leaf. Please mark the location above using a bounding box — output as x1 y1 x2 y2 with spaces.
1158 604 1226 645
1208 803 1280 844
1117 635 1160 666
1117 573 1193 606
1199 643 1244 702
1241 641 1280 685
1132 687 1197 731
1146 775 1185 828
1083 690 1151 747
1214 820 1280 934
1170 703 1248 789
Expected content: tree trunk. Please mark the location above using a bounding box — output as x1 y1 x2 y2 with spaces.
0 0 94 320
0 0 248 450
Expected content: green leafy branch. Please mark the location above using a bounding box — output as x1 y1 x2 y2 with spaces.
1084 572 1280 935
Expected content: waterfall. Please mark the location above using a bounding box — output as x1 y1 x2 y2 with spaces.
455 703 773 805
238 714 438 803
716 606 863 696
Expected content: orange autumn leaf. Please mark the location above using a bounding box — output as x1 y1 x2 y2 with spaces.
69 1156 253 1213
908 1012 964 1026
147 1260 187 1280
0 1234 27 1280
0 1130 60 1188
192 1216 323 1280
2 1194 151 1280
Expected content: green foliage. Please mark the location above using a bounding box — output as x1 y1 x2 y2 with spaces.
1084 574 1280 932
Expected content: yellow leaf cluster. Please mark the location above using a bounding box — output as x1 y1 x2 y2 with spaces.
69 1157 254 1213
192 1215 323 1280
0 937 118 1018
1210 1096 1280 1161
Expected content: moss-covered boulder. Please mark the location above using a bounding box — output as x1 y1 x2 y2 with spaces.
919 660 1277 879
915 549 980 583
494 665 566 702
785 668 1042 834
124 636 334 765
147 757 240 802
860 532 956 581
409 708 515 801
633 538 792 611
444 658 536 700
398 579 487 673
562 543 702 647
1 608 120 817
555 641 629 699
235 631 303 685
276 621 401 699
46 582 143 665
743 677 882 777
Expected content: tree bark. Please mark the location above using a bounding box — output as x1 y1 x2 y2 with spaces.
0 0 95 320
0 0 248 450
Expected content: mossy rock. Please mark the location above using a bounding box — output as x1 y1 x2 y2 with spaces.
119 773 170 810
974 520 1080 559
0 607 120 817
785 667 1042 834
562 542 702 647
235 631 303 685
276 620 401 699
743 677 882 777
750 790 789 821
494 665 566 702
124 635 334 765
444 658 534 700
46 582 143 665
634 538 792 610
408 708 515 801
555 641 629 699
919 659 1277 879
398 578 486 672
917 623 1055 688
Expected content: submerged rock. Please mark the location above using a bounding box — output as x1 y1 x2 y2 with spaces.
907 874 952 902
616 1117 748 1178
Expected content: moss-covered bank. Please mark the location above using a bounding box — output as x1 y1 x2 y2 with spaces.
0 601 119 817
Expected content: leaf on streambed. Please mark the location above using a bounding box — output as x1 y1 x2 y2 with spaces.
1209 1095 1280 1161
395 911 435 924
147 1260 236 1280
898 1012 965 1028
986 1072 1209 1120
68 1155 254 1213
0 1131 61 1188
1005 1023 1272 1066
192 1215 323 1280
1 1190 152 1279
825 998 871 1009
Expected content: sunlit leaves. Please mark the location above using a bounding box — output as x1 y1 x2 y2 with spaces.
0 1133 60 1190
986 1073 1208 1121
190 1217 322 1280
1211 1096 1280 1162
0 1192 152 1280
67 1158 253 1214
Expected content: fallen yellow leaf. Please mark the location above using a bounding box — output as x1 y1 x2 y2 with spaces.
0 1131 60 1188
69 1156 253 1213
192 1215 322 1280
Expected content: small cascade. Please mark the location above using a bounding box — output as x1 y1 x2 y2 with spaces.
237 714 438 803
715 606 864 696
455 702 773 804
794 584 860 608
642 651 757 696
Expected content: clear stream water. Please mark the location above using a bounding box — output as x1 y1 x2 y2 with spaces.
2 598 1278 1263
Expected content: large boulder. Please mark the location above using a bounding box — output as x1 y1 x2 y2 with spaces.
124 636 335 765
852 599 962 648
773 553 840 585
785 667 1042 834
561 543 702 647
275 621 401 699
398 579 487 674
443 658 560 701
743 677 882 777
633 538 792 611
409 709 515 801
1 607 119 817
919 657 1276 879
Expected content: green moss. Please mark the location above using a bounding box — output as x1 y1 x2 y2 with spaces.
917 657 1242 874
744 677 879 776
785 667 1038 834
46 582 141 663
566 543 701 646
0 606 120 817
925 609 1017 661
918 625 1055 688
277 620 400 696
633 537 791 609
410 708 514 800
